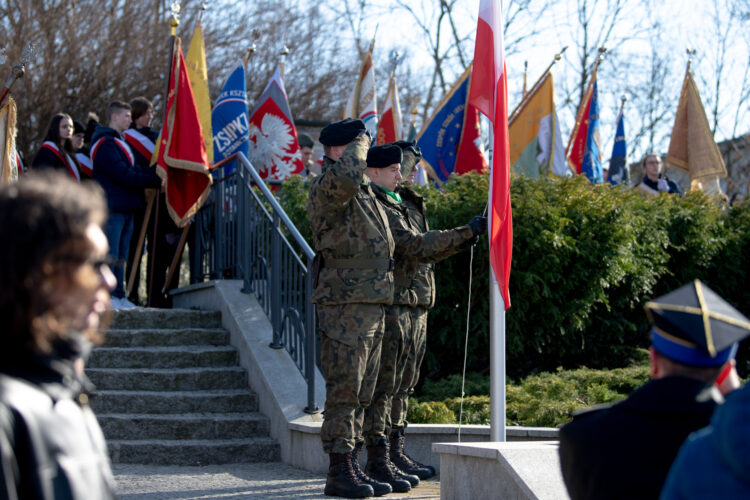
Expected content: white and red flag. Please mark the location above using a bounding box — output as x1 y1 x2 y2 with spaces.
344 38 378 138
468 0 512 309
248 66 304 182
377 72 402 144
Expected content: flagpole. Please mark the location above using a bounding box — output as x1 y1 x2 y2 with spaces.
565 46 606 162
148 2 180 307
488 124 506 443
508 47 566 124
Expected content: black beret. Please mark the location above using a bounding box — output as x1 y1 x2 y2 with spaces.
73 120 85 135
298 133 314 149
319 118 366 146
367 144 403 168
391 140 422 159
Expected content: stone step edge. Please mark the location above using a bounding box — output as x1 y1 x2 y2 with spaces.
102 328 227 333
86 367 245 374
92 389 254 396
97 412 269 420
108 437 277 446
92 346 237 353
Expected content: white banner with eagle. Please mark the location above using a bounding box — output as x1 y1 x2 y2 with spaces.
248 66 303 182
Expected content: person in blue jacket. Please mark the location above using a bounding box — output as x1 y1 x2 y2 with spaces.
661 381 750 499
91 100 161 308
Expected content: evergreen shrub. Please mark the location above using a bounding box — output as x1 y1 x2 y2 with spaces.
277 173 750 378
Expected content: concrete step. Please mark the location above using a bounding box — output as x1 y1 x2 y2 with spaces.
108 437 281 465
90 389 258 414
88 346 238 369
103 328 228 347
110 309 222 329
86 367 248 391
97 413 270 440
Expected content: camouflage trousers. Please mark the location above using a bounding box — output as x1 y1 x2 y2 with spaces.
318 303 384 454
391 307 428 432
364 304 411 444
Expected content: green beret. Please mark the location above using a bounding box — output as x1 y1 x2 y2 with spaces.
367 144 403 168
319 118 366 146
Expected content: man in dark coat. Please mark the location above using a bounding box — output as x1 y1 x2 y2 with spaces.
91 100 161 308
558 280 750 500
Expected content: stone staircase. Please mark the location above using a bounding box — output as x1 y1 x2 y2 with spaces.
86 308 280 465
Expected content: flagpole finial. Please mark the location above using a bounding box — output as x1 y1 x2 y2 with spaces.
686 48 697 72
279 43 290 79
522 61 528 96
198 1 208 23
388 49 404 74
555 46 568 62
169 1 181 34
0 42 35 108
598 46 607 60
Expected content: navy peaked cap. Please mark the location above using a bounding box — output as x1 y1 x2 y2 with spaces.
645 280 750 366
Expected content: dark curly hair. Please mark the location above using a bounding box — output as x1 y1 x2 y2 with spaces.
0 171 107 357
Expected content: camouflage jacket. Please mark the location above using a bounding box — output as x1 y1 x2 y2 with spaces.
307 136 395 306
372 185 472 308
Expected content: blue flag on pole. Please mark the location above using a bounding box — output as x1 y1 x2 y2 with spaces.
608 108 628 185
580 80 603 183
416 67 487 183
212 61 249 175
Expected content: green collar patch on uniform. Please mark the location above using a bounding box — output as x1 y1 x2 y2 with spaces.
374 184 402 203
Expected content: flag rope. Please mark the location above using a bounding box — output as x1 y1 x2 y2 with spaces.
458 202 489 442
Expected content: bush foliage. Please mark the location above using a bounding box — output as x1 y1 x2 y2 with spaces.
278 173 750 378
409 365 651 428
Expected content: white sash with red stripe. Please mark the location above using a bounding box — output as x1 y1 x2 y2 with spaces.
41 141 80 182
123 129 155 162
90 136 135 168
76 152 93 177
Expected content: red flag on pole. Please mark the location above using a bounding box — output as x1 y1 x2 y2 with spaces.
468 0 512 309
156 38 212 228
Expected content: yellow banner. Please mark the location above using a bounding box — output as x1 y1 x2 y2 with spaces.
508 73 566 178
186 21 214 165
666 69 726 183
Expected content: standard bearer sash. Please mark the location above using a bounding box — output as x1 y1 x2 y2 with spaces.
123 128 156 162
41 141 80 182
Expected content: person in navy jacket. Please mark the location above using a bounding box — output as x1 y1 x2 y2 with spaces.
91 101 161 308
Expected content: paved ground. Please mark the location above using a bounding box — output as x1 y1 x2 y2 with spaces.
113 463 440 500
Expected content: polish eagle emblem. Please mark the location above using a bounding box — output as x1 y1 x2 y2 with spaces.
248 113 302 181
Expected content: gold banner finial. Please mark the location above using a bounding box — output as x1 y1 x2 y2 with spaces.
169 1 181 35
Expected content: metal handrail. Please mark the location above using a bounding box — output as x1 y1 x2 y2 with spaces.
190 152 319 413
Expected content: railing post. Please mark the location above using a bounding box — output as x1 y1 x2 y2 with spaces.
269 211 283 348
304 255 319 413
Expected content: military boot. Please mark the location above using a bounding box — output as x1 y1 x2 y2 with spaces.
324 452 374 498
389 430 436 479
351 442 392 497
364 439 412 493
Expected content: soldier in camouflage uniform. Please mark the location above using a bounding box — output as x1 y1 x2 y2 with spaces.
361 144 487 488
385 141 485 480
308 118 393 498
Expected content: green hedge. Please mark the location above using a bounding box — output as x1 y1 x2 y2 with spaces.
277 173 750 378
408 365 651 427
